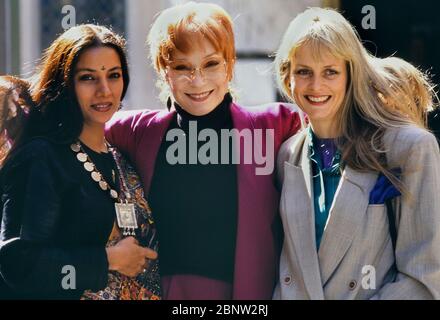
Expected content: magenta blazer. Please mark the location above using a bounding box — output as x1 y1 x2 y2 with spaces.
105 102 300 299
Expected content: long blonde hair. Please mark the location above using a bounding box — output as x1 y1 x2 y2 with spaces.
371 56 437 125
274 7 434 194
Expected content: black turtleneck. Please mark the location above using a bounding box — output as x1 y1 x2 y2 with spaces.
149 94 238 283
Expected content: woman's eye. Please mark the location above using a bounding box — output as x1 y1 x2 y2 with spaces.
78 74 95 81
325 69 339 77
205 61 220 69
173 65 191 71
295 69 311 77
109 72 122 79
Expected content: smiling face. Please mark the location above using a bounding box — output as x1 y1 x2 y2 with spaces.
290 43 348 138
74 46 124 129
165 37 230 116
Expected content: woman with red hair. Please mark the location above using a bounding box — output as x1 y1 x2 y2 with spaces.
106 1 301 299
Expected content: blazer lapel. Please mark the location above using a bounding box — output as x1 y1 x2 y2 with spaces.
283 131 324 299
299 133 313 198
230 103 274 298
318 166 378 286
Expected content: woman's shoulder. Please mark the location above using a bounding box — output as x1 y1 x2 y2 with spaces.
234 101 300 119
232 102 302 138
2 138 63 172
17 137 61 157
278 129 308 160
107 109 171 129
385 125 437 148
384 125 439 166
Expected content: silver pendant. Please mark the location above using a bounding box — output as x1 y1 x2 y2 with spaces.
115 202 138 235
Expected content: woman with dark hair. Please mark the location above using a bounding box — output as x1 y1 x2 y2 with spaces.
0 76 33 298
0 25 160 300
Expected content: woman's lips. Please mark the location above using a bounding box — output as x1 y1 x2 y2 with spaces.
305 95 331 105
91 103 113 112
186 90 213 102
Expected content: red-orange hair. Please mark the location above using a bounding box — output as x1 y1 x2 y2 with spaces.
147 1 236 102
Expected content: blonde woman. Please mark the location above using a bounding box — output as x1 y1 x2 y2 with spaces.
273 7 440 299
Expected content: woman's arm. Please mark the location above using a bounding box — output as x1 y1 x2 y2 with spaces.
105 110 147 157
371 130 440 299
0 141 109 296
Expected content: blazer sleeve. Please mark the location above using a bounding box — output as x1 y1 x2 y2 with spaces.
0 142 108 295
278 104 302 143
105 110 145 159
371 131 440 299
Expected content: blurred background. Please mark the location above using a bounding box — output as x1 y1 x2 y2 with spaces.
0 0 439 109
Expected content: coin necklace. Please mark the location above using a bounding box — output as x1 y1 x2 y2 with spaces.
70 141 138 236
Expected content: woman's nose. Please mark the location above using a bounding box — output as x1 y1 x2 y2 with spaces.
97 79 112 97
309 75 323 90
188 68 207 86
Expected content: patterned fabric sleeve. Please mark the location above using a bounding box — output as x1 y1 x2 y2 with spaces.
81 148 161 300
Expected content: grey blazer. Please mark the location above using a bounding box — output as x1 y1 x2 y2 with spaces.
273 125 440 300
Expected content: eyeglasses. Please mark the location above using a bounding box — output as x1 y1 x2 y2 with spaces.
166 59 227 82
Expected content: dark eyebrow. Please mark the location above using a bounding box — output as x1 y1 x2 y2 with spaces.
75 66 122 74
108 66 123 72
75 68 96 73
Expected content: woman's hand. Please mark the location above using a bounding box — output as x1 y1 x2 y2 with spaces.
106 236 158 277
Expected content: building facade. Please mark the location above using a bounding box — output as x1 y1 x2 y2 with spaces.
1 0 332 108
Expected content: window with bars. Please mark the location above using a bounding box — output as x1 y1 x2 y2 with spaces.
40 0 126 49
